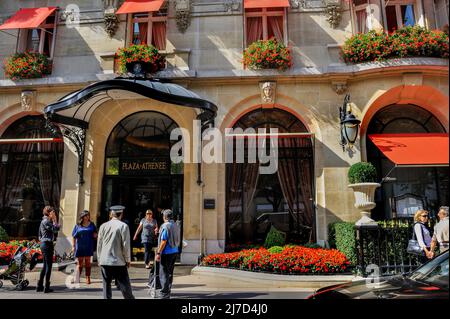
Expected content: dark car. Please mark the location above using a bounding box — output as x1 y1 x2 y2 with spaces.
308 251 449 299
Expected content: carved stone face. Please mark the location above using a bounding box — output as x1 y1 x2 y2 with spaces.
21 91 34 111
260 82 276 103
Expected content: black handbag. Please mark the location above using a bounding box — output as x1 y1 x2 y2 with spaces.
407 223 425 256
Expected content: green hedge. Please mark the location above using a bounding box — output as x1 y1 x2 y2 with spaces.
332 222 357 265
0 226 9 242
348 162 377 184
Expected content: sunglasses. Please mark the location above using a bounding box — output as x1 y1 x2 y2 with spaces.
421 215 429 218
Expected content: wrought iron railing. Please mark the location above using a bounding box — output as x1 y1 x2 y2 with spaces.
355 220 424 277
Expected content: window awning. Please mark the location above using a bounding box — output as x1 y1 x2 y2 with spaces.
0 7 57 30
116 0 165 15
368 133 449 167
244 0 290 9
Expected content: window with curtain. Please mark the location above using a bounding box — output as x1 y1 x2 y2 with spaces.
17 14 56 58
245 7 286 46
0 116 64 239
129 9 167 50
226 109 315 246
384 1 417 32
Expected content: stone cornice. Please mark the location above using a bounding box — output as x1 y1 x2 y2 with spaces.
0 58 447 91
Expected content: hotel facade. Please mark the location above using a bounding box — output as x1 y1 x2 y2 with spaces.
0 0 448 264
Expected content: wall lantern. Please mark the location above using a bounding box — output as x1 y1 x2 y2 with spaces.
339 94 361 151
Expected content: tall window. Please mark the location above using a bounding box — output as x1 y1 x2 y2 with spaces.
0 116 64 238
245 7 287 46
128 6 167 50
226 109 314 246
353 0 369 33
384 1 416 32
17 14 57 58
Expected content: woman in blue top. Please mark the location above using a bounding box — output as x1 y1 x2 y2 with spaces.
72 210 97 284
413 209 433 264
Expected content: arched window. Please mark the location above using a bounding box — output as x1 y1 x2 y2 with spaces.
0 115 64 238
226 108 315 247
367 104 448 219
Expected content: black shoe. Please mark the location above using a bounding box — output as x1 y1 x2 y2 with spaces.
44 282 53 293
36 281 44 292
44 287 54 293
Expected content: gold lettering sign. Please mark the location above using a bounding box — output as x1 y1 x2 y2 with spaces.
121 161 167 171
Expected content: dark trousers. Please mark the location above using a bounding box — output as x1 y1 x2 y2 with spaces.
100 265 135 299
143 242 155 265
38 241 54 287
159 253 177 298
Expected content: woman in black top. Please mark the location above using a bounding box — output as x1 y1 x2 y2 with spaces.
37 206 60 293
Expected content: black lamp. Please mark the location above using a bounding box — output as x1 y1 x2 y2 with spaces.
339 94 361 151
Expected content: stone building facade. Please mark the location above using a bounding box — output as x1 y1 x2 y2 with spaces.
0 0 448 264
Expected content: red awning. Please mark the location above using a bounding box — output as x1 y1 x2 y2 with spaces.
244 0 290 9
116 0 165 14
368 133 449 167
0 7 57 30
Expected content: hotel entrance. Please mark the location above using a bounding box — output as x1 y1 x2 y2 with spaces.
100 111 184 255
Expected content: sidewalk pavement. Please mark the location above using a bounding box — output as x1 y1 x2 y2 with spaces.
0 262 356 299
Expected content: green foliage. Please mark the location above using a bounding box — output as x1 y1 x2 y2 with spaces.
302 242 322 249
328 222 338 248
348 162 377 184
243 38 292 70
264 226 286 248
0 226 9 242
342 26 449 64
333 222 357 266
268 246 284 254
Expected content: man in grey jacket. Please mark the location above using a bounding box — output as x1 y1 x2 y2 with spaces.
97 205 135 299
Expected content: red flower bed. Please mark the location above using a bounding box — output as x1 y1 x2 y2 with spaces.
202 246 350 274
342 26 449 64
0 240 43 266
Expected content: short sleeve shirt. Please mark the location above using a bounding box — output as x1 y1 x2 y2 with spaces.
161 228 179 255
140 218 157 244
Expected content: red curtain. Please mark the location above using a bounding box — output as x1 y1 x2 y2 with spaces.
138 22 148 44
152 21 166 50
277 138 314 242
268 16 284 42
246 17 263 45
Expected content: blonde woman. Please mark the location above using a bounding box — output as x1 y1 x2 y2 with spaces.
133 209 158 268
413 209 433 263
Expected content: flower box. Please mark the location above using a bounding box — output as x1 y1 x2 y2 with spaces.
243 38 292 71
115 44 166 76
3 52 52 80
342 26 449 64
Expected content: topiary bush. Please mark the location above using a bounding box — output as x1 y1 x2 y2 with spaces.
264 226 286 248
0 226 9 242
333 222 357 266
348 162 377 184
268 246 284 254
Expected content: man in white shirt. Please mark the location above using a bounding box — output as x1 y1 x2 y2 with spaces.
430 206 449 257
97 205 134 299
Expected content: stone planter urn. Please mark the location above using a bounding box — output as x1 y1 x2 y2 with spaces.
348 182 381 226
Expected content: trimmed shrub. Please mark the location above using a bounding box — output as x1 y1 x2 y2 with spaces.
348 162 377 184
264 226 286 248
334 222 357 266
268 246 284 254
0 226 8 242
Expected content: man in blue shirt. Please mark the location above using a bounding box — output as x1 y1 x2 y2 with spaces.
155 209 180 299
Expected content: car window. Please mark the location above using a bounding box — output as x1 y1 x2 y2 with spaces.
409 253 449 289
